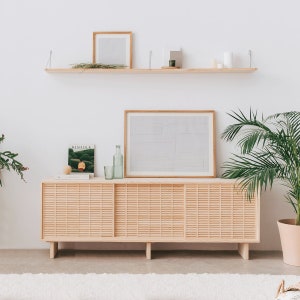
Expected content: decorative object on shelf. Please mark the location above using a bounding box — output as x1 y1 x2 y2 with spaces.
248 49 253 68
45 50 53 69
169 60 176 67
217 63 223 69
170 50 182 68
93 31 132 68
162 47 182 68
124 110 216 178
55 173 90 180
71 63 126 69
63 165 72 175
160 66 180 69
113 145 123 179
68 144 95 177
223 52 233 68
221 109 300 266
104 166 114 180
0 134 28 186
148 50 152 69
212 59 218 68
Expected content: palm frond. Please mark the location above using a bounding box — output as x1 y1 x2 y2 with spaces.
222 151 282 197
221 108 274 147
221 109 300 220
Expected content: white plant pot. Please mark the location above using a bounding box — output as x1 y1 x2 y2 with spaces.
277 219 300 266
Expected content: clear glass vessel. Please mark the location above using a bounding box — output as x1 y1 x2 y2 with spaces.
113 145 123 179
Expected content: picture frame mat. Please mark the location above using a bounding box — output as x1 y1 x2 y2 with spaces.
92 31 132 68
124 110 216 178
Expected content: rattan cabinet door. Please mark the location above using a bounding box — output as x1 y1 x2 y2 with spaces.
115 184 185 238
42 183 114 239
185 183 258 241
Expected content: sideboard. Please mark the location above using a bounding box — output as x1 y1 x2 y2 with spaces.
41 178 260 259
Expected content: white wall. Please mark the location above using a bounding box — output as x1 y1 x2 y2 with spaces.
0 0 299 250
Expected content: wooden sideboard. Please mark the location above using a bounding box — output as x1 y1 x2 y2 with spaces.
41 178 260 259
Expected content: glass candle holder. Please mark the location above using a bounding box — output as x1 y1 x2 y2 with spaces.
104 166 114 180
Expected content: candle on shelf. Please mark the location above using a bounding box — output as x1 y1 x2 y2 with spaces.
223 52 233 68
212 59 218 68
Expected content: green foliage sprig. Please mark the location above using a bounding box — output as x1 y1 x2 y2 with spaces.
71 63 127 69
0 134 28 186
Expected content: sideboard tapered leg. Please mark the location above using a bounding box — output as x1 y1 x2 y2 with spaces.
238 243 249 260
50 242 58 259
146 242 151 260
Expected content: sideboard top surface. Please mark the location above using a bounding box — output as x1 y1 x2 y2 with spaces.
42 177 240 184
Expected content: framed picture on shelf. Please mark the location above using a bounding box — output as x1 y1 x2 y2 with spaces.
92 31 132 68
124 110 216 178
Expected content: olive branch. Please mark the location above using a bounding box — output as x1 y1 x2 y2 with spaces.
71 63 127 69
0 134 28 186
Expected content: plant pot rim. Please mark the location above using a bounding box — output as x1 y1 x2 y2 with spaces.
277 219 297 226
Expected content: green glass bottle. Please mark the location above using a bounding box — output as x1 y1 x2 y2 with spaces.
113 145 123 179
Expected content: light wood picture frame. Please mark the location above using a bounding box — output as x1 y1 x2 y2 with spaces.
92 31 132 68
124 110 216 178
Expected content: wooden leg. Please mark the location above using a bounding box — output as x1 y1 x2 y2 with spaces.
50 242 58 259
238 243 249 260
146 242 151 260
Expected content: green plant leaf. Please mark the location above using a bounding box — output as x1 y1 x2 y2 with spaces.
221 109 300 224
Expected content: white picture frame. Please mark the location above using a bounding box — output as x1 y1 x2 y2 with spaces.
92 31 132 68
124 110 216 178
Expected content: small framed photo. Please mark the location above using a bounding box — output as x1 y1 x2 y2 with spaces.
124 110 216 178
92 31 132 68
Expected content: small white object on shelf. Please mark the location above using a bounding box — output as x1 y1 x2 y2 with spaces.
149 50 152 69
248 49 253 67
212 59 218 68
55 173 91 180
223 52 233 68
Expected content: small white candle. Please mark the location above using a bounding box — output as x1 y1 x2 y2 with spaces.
212 59 218 68
224 52 233 68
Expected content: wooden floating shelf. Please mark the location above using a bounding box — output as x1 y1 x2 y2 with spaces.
45 67 257 74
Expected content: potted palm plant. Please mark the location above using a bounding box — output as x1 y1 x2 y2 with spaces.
0 134 28 186
221 109 300 266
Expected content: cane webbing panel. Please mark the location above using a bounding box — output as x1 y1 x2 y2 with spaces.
42 179 259 244
114 184 185 238
185 184 257 240
42 183 114 238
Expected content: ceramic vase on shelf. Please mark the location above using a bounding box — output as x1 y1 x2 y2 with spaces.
113 145 123 179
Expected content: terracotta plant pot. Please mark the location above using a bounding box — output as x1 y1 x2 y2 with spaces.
277 219 300 266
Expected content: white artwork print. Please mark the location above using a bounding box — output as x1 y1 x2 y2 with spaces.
125 112 215 177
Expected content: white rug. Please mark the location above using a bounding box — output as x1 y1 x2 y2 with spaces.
0 273 299 300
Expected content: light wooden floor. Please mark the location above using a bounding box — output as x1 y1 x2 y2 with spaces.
0 250 299 275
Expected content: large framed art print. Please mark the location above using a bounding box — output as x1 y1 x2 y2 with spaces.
124 110 216 178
